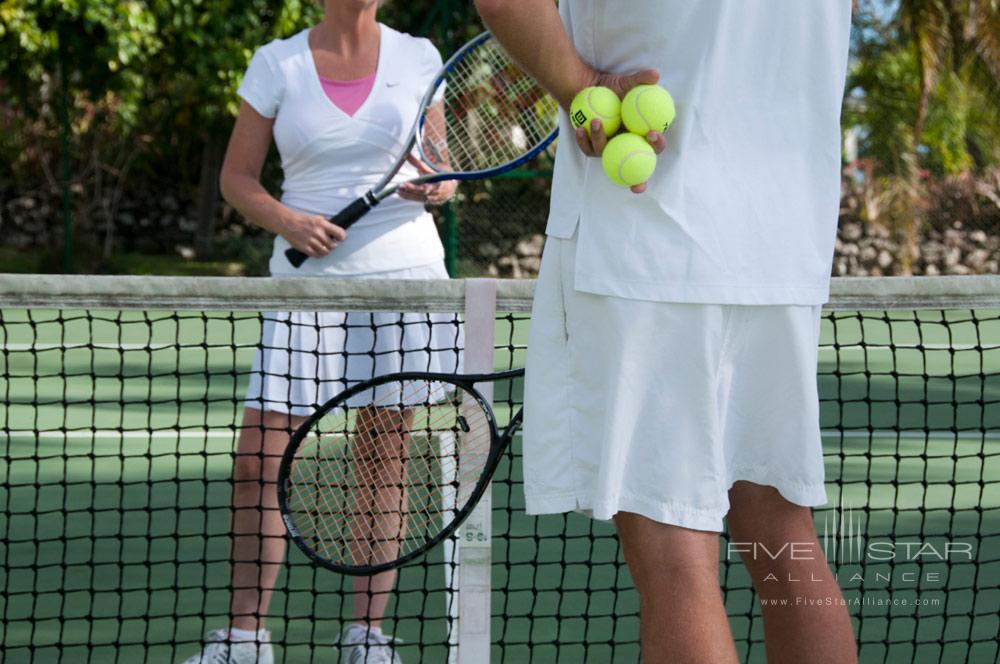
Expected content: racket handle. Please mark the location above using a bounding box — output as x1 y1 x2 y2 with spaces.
283 195 377 268
284 247 310 268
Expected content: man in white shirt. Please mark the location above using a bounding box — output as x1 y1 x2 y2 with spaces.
476 1 858 662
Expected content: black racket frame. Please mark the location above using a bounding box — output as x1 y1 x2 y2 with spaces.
277 368 525 575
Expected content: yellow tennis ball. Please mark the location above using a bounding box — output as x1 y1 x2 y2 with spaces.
570 86 622 137
601 133 656 187
621 84 676 135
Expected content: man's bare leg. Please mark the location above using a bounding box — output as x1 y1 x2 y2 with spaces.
727 481 857 664
614 512 740 664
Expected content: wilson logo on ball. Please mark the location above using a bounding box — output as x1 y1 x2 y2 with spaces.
572 109 588 128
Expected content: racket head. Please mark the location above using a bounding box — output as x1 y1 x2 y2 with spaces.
415 32 559 178
277 371 503 576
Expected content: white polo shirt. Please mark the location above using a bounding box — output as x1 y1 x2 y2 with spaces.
550 0 853 305
238 24 446 276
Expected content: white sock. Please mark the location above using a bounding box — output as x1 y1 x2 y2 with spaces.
229 627 268 642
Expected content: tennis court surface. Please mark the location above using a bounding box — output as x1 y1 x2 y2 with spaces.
1 274 997 663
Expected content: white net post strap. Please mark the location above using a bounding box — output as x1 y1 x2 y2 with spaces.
452 278 497 664
441 427 460 664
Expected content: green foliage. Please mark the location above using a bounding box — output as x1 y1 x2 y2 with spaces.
846 44 921 173
0 0 160 122
0 0 480 195
0 0 324 134
964 66 1000 168
848 0 1000 176
847 45 995 176
922 71 975 174
0 0 481 266
144 0 322 129
0 0 475 133
374 0 482 49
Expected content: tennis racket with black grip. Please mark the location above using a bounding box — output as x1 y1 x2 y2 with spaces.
277 368 524 575
284 31 559 267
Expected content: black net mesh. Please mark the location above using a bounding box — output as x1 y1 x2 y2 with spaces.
1 282 997 663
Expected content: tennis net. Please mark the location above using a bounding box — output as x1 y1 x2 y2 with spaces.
1 274 997 663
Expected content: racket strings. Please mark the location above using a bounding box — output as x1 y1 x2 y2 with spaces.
421 40 558 173
285 380 493 569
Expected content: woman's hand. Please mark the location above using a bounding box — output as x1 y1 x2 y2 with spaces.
279 209 348 258
573 68 669 194
397 154 458 205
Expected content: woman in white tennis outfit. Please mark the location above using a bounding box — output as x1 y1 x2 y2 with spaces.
183 2 458 663
477 1 858 662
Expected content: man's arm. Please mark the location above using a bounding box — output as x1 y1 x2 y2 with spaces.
475 0 665 187
475 0 591 109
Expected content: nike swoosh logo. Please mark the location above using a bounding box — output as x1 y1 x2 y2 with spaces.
386 82 400 87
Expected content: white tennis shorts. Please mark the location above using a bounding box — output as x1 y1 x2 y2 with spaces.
245 261 463 416
523 236 827 532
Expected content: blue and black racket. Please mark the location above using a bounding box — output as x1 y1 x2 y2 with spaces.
285 31 559 267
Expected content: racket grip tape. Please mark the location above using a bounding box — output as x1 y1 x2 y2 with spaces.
283 194 377 268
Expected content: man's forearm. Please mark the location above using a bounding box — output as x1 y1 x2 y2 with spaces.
475 0 591 108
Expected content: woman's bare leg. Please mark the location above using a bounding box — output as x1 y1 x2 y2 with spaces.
230 407 303 632
727 481 857 664
347 407 414 627
614 512 740 664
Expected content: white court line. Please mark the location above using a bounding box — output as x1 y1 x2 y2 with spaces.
822 430 1000 440
2 429 998 441
818 344 994 352
1 343 254 351
3 429 239 439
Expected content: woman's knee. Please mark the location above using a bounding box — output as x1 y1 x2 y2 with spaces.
233 408 294 485
233 451 266 484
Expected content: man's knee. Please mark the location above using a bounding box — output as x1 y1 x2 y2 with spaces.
615 512 720 592
728 482 815 540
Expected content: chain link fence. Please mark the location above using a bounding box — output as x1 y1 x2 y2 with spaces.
443 166 552 278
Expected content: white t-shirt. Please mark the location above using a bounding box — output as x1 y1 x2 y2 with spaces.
550 0 853 305
238 24 446 276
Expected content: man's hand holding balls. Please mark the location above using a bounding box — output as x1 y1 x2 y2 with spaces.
569 71 674 193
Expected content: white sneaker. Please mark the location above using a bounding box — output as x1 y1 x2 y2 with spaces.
181 628 273 664
339 623 404 664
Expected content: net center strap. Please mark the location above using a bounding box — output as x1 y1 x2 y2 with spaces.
463 278 498 398
457 277 497 659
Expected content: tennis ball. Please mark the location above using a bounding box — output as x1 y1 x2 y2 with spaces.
601 133 656 187
621 84 676 135
570 86 622 137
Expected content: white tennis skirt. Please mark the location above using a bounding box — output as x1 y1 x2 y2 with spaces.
522 236 828 532
245 261 463 416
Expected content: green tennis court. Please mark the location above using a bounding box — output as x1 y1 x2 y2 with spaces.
1 277 998 663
